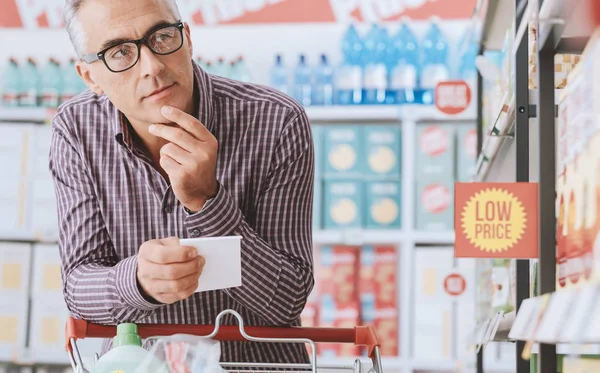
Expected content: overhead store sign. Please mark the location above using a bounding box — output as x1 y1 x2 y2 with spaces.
454 183 539 259
0 0 476 28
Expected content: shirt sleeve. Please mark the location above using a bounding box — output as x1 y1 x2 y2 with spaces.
183 110 315 326
50 114 164 325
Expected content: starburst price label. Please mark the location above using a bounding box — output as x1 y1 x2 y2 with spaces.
454 183 539 258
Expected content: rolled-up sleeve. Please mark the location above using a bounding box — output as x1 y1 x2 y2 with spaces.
50 114 163 324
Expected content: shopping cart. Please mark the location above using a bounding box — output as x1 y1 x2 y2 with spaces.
65 309 383 373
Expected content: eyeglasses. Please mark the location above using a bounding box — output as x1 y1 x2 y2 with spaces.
81 21 185 73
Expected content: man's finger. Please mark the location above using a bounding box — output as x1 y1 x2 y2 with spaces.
153 271 200 294
160 142 190 165
160 105 212 142
143 243 197 264
149 124 196 152
143 257 203 281
159 153 181 174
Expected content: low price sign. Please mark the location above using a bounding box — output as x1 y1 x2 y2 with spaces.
454 183 539 258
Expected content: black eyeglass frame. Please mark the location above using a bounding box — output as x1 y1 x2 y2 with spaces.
80 21 185 73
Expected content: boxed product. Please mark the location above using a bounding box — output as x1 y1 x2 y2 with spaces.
318 295 361 358
319 246 359 306
323 126 362 178
313 178 322 230
415 177 454 232
415 124 455 178
414 247 454 303
31 244 62 296
28 297 70 363
456 124 478 182
363 126 401 178
413 300 452 360
0 296 28 362
301 303 317 328
312 125 323 177
365 181 401 229
0 243 32 296
29 180 59 240
323 180 363 229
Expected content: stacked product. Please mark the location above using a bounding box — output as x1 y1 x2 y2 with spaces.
415 122 477 232
313 125 402 231
303 245 399 357
196 55 252 82
0 57 87 108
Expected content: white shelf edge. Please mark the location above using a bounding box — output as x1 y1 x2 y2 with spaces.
412 231 455 245
318 357 403 369
0 107 51 122
313 230 454 245
306 106 400 122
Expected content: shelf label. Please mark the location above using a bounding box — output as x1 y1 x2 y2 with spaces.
454 182 539 258
443 273 467 297
435 81 472 115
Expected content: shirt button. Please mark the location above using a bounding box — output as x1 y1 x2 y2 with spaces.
190 229 201 238
164 205 173 214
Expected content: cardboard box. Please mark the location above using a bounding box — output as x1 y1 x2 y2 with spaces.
318 296 361 358
365 181 401 229
31 244 62 296
456 124 478 182
415 124 455 178
0 243 32 296
413 300 453 359
319 246 359 307
323 126 362 178
312 125 323 177
363 126 401 178
0 296 28 362
313 177 322 230
29 180 59 241
374 246 398 309
414 248 454 303
28 296 70 364
415 177 454 232
323 180 363 229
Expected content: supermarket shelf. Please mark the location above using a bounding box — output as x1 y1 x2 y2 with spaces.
318 357 403 370
412 231 455 245
537 0 600 53
399 104 476 122
410 359 458 371
306 106 400 122
0 107 53 123
0 231 58 244
313 230 405 245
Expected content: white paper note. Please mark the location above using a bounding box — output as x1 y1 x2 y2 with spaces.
180 236 242 293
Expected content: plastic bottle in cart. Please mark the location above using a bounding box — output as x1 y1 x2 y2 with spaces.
337 24 363 105
293 54 312 106
389 18 420 105
362 24 388 105
20 57 41 107
91 323 167 373
61 58 83 104
1 57 21 107
40 58 63 108
270 54 289 95
312 54 334 106
420 17 450 105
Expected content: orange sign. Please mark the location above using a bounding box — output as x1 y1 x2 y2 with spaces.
454 183 539 258
435 81 472 115
0 0 477 28
444 273 466 296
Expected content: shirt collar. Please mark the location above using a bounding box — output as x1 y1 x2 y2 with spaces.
111 61 215 150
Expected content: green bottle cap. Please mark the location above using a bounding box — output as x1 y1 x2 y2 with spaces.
112 323 142 348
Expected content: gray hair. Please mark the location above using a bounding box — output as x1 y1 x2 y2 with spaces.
64 0 182 57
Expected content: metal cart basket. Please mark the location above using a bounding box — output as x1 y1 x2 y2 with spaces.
65 309 383 373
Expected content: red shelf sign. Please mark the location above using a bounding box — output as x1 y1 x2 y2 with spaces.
435 81 472 115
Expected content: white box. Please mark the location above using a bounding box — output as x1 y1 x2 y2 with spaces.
413 300 453 359
0 296 28 362
30 126 52 178
29 180 59 240
0 243 32 296
414 247 454 303
32 244 62 296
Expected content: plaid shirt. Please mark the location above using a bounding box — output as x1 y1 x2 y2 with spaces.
49 62 314 364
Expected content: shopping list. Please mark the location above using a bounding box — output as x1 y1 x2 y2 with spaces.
180 236 242 293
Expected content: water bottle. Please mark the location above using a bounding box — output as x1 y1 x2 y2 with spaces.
20 57 41 107
293 54 312 106
458 29 479 86
91 323 167 373
389 18 420 105
362 24 388 105
213 57 227 77
312 54 334 106
420 17 450 105
270 55 289 95
61 58 82 104
40 58 63 108
232 56 252 82
337 24 363 105
1 57 21 107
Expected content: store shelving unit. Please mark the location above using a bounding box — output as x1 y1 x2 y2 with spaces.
474 0 600 372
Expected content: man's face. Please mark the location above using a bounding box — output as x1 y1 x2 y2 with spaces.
76 0 195 125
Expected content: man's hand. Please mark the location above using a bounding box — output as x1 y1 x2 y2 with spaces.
149 106 218 212
137 237 205 304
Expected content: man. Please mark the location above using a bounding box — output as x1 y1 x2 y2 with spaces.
51 0 314 364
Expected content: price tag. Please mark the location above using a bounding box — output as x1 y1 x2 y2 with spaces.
509 298 539 341
435 81 472 115
560 285 599 343
535 290 577 343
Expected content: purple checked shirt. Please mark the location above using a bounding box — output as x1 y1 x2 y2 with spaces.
49 63 315 364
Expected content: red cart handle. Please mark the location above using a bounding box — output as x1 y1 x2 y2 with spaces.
65 317 381 359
